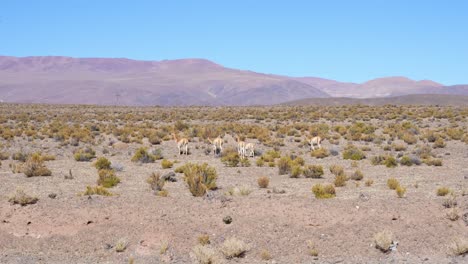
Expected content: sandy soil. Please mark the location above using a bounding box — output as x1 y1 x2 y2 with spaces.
0 119 467 264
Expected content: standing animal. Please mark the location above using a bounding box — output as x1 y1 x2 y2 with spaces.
208 136 224 156
244 142 255 157
173 133 189 155
309 136 323 151
235 135 247 158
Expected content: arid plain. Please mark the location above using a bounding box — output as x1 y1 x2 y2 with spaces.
0 103 467 264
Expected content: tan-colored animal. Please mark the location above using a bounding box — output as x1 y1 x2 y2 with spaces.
235 135 247 158
208 136 224 156
173 133 189 155
309 136 323 151
245 142 255 157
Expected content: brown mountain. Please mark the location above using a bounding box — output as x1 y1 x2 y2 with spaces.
283 94 468 106
0 56 329 106
0 56 467 106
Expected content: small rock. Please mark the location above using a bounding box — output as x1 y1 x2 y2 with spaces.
462 212 468 226
359 193 369 201
223 216 233 224
48 193 57 199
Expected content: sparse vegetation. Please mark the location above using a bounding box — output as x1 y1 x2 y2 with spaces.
257 176 270 188
94 157 111 170
374 231 394 252
387 178 400 190
437 187 451 196
220 237 249 259
161 159 173 169
22 153 52 177
303 165 324 178
183 163 217 196
82 186 113 196
8 189 38 206
312 184 336 199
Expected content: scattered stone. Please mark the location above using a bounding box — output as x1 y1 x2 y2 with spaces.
161 171 177 182
223 216 232 224
272 187 286 194
359 193 369 201
48 193 57 199
463 212 468 226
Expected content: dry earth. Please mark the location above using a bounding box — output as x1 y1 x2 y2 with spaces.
0 104 467 264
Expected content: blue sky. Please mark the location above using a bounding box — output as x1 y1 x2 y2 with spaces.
1 1 467 84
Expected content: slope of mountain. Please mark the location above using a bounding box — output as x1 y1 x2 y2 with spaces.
0 56 329 106
0 55 467 106
283 94 468 106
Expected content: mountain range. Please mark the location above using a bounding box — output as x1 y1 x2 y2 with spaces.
0 56 467 106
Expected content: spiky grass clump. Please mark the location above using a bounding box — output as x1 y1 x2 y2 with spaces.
94 157 111 170
161 159 173 169
131 147 156 163
387 178 400 190
74 147 96 161
303 165 324 178
374 231 394 252
183 163 217 197
22 153 52 177
312 184 336 199
220 237 250 259
8 189 38 206
97 169 120 188
82 186 113 196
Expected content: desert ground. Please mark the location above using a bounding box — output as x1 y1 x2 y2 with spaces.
0 103 467 264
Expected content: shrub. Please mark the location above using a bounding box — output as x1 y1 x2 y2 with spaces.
334 174 347 187
307 241 319 257
74 147 96 161
82 186 113 196
401 133 417 144
399 155 413 166
97 169 120 188
115 239 128 252
131 147 156 163
220 237 250 259
424 158 442 166
8 189 38 206
147 172 165 192
365 179 374 187
303 165 324 178
374 231 394 252
342 145 366 160
148 133 161 145
290 165 302 178
371 155 386 165
192 245 222 264
387 178 399 190
351 169 364 181
22 153 52 177
161 159 173 169
183 163 217 196
198 234 211 245
94 157 111 170
260 249 272 260
451 238 468 256
437 187 450 196
433 137 446 148
393 143 407 151
396 185 406 198
257 176 269 188
277 156 293 175
329 164 344 176
384 156 398 168
446 208 459 221
0 152 9 160
312 184 336 199
220 148 240 167
310 148 329 159
256 158 265 167
12 152 28 162
240 158 251 167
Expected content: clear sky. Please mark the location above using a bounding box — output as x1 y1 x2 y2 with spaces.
1 1 467 85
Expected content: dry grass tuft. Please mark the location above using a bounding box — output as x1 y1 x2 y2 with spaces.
220 237 249 259
9 189 38 206
257 176 269 188
374 230 394 252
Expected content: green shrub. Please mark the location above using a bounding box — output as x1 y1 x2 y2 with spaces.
399 155 413 166
396 185 406 198
183 163 217 196
351 169 364 181
303 165 324 178
240 158 251 167
220 148 240 167
256 158 265 167
74 147 96 161
310 148 329 159
94 157 111 170
131 147 156 163
384 156 398 168
161 159 173 169
329 164 344 176
387 178 400 190
97 169 120 188
290 165 302 178
277 156 293 175
433 138 446 148
312 184 336 199
82 186 113 196
334 174 348 187
342 145 366 160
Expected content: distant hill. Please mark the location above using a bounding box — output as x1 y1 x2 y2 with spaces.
283 94 468 106
0 56 328 106
0 55 467 106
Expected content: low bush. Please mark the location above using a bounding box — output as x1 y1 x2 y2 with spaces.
220 148 240 167
257 176 269 188
387 178 400 190
22 153 52 177
310 148 329 159
74 147 96 161
131 147 156 163
220 237 250 259
8 189 38 206
437 187 450 196
161 159 173 169
94 157 111 170
312 184 336 199
374 231 394 252
303 165 324 178
350 169 364 181
82 186 113 196
334 174 348 187
342 145 366 160
97 169 120 188
183 163 217 196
